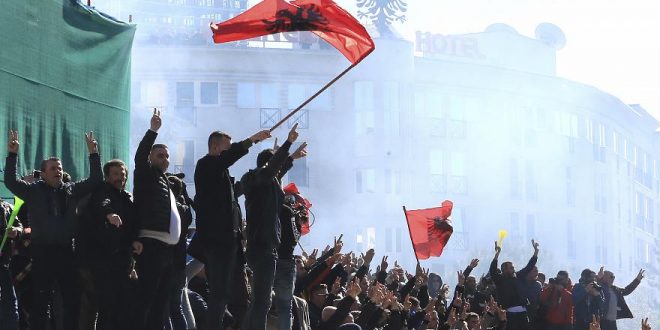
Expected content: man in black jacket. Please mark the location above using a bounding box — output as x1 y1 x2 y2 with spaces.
0 198 22 330
131 109 182 329
599 269 644 330
193 127 270 330
4 129 102 330
489 239 540 330
241 123 300 330
88 159 136 330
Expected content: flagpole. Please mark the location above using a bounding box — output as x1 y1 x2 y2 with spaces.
403 206 421 265
270 62 357 132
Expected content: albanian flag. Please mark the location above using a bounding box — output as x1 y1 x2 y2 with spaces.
404 200 454 260
283 182 313 235
210 0 375 64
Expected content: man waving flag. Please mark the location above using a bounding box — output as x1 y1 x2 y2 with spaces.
210 0 375 64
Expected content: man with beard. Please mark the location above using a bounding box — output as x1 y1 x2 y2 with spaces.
88 159 136 329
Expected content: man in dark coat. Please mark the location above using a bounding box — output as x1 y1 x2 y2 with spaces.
4 129 102 330
131 109 182 329
241 123 301 330
193 127 270 329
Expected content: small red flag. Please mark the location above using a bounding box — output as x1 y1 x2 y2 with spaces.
404 201 454 260
210 0 375 64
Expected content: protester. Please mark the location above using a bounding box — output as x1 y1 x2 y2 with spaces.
599 269 645 330
0 198 22 330
131 109 182 329
4 129 102 330
193 126 271 330
87 159 136 330
240 123 301 330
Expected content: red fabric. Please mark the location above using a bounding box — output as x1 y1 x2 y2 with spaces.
404 200 454 260
210 0 375 64
540 286 574 325
283 182 312 235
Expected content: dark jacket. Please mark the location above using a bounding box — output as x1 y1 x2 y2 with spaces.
278 204 301 260
241 141 292 251
174 197 193 269
133 130 172 233
603 278 640 319
489 255 537 309
572 282 605 324
193 139 252 248
4 152 102 246
87 182 136 270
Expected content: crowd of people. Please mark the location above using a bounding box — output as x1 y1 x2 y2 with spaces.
0 110 653 330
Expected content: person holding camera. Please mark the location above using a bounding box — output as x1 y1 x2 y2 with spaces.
573 268 605 330
539 270 574 330
4 129 103 329
599 269 644 330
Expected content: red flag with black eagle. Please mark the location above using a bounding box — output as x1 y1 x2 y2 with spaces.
210 0 375 64
404 200 454 260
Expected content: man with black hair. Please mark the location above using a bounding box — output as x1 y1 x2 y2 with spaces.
194 126 271 330
599 269 644 330
572 268 605 330
4 129 102 330
87 158 136 330
241 123 301 330
131 109 182 329
489 239 540 330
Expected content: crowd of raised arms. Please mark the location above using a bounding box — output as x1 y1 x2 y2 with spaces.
0 109 652 330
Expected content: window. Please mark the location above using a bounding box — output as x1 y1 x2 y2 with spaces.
384 169 401 194
450 152 466 176
525 160 537 201
261 83 280 108
526 214 535 241
176 82 194 107
355 112 375 136
237 82 257 108
429 150 443 175
354 81 374 111
288 155 309 187
383 82 399 136
356 169 376 193
385 228 393 252
200 82 219 105
510 158 520 199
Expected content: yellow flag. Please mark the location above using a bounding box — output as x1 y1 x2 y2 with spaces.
497 229 508 247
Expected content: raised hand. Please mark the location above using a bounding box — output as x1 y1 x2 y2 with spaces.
361 248 375 266
346 278 362 299
532 239 540 254
150 108 162 132
589 315 601 330
8 130 19 154
496 305 507 322
287 123 299 143
333 235 343 254
331 277 342 295
85 131 98 154
494 241 501 254
273 137 279 150
250 129 271 143
106 214 123 227
452 293 463 308
445 308 458 327
457 270 465 286
380 256 389 273
469 258 479 269
597 266 605 280
642 317 651 330
637 269 646 281
291 141 308 159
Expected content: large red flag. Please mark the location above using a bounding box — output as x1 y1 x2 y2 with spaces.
404 201 454 260
210 0 375 64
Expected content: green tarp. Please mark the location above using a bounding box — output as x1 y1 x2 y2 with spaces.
0 0 135 198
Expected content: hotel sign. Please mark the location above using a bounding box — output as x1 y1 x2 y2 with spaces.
415 31 486 60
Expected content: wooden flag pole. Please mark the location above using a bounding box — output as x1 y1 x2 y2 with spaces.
403 206 421 265
270 62 357 132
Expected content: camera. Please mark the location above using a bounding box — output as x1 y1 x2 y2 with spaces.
33 170 41 179
590 282 603 291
